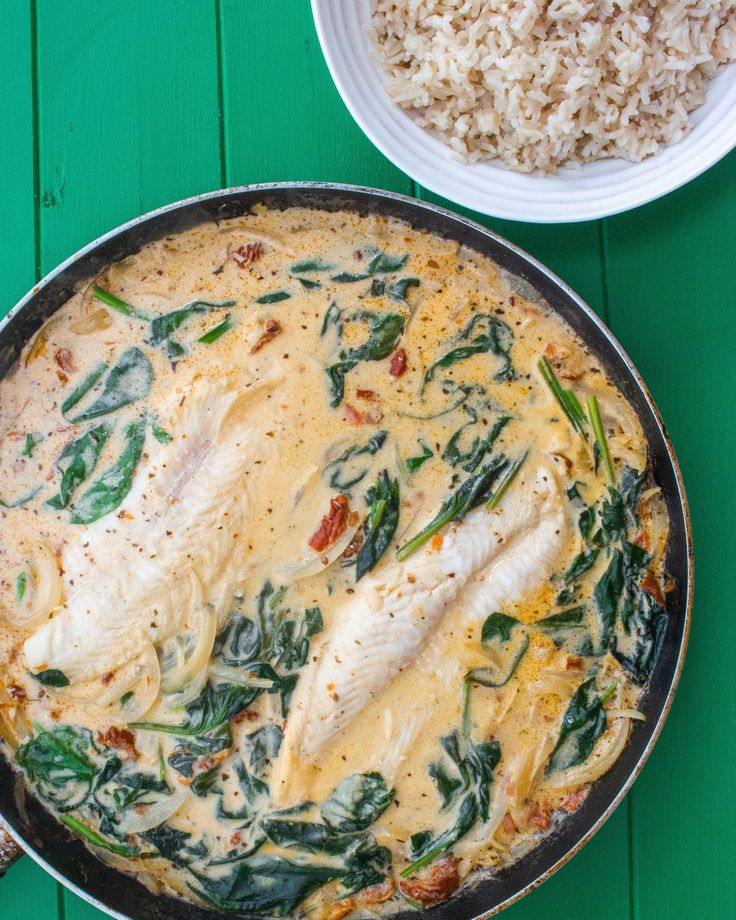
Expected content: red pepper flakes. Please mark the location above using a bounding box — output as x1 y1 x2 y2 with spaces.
98 726 139 760
389 348 407 377
356 389 376 400
6 684 26 701
308 494 350 552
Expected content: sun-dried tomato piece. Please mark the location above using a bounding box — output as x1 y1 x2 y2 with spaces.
389 347 407 377
54 348 75 373
231 241 265 267
98 726 139 760
400 856 460 907
308 494 350 552
640 570 665 605
528 802 550 829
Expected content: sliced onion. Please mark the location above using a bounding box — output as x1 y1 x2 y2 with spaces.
49 641 162 722
164 663 210 711
161 606 218 694
0 685 30 750
282 517 362 581
208 663 274 689
546 716 631 791
393 441 410 487
70 308 112 334
607 708 645 721
11 542 63 628
117 784 189 835
531 673 577 698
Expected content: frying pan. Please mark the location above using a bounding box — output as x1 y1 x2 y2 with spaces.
0 183 692 919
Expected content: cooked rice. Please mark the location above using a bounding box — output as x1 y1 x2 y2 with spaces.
369 1 736 173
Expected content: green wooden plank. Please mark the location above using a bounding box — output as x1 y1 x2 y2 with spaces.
219 0 412 192
605 148 736 920
506 808 629 919
0 6 60 915
0 0 36 317
3 853 61 919
35 0 222 273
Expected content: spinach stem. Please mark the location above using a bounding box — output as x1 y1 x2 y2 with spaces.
587 395 616 484
537 356 588 436
486 450 528 510
400 842 446 878
60 814 141 857
92 286 148 322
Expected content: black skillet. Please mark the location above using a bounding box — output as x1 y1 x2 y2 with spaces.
0 183 693 919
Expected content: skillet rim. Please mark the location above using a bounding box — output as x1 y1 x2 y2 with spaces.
0 181 693 920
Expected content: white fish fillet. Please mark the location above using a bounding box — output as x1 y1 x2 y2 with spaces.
273 465 568 791
23 367 282 682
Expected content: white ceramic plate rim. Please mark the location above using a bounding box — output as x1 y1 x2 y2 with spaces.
312 0 736 222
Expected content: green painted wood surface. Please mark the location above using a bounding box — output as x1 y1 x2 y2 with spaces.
0 2 733 918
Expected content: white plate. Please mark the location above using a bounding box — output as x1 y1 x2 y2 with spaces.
312 0 736 223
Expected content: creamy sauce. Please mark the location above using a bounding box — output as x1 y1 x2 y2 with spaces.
0 207 669 917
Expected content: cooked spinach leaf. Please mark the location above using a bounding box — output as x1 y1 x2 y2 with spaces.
65 348 153 423
70 415 146 524
198 314 233 343
323 429 387 490
168 724 232 797
255 290 291 305
291 259 333 273
614 589 667 684
150 300 235 346
214 615 262 667
423 313 515 392
261 819 363 855
355 470 400 581
46 423 111 510
565 547 600 583
320 300 343 338
330 251 408 285
16 725 100 810
547 676 615 774
388 277 420 302
404 737 500 876
140 824 199 866
296 277 321 290
61 361 107 419
31 668 70 688
397 455 507 561
151 418 172 443
326 311 404 407
405 441 433 472
443 408 510 473
190 856 343 915
535 606 593 655
592 549 624 654
320 772 394 833
464 612 529 689
22 432 42 457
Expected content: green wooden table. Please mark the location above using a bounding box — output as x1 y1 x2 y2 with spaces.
1 3 734 918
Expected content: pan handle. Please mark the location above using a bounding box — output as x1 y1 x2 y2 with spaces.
0 822 23 878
